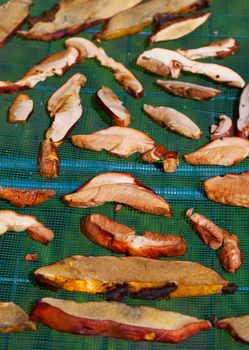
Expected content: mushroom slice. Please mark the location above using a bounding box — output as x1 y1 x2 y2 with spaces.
72 126 155 158
215 315 249 344
19 0 142 40
150 12 211 44
65 37 144 98
137 48 245 88
144 104 202 140
34 256 236 299
177 37 239 60
31 298 211 343
0 302 36 333
142 146 180 173
25 253 39 262
81 213 187 258
95 0 211 40
157 80 221 101
211 115 234 140
63 172 172 217
0 47 80 94
185 137 249 166
0 0 32 48
0 210 54 244
39 139 60 179
238 83 249 138
204 171 249 208
96 86 132 126
219 233 243 274
0 187 56 207
8 94 33 123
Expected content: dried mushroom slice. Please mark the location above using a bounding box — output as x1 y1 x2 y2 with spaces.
211 115 234 140
39 139 60 179
142 145 180 173
0 302 36 332
238 83 249 138
215 315 249 344
219 233 243 274
0 187 56 207
8 94 34 123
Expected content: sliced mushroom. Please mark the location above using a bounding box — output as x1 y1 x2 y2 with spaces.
25 253 39 262
0 187 56 207
237 83 249 138
137 48 245 88
163 152 180 173
0 302 36 332
219 233 243 274
39 139 60 179
0 210 54 244
144 104 202 140
142 146 180 173
211 115 234 140
96 86 132 126
185 137 249 166
65 37 144 98
215 315 249 344
19 0 142 40
63 172 172 217
72 126 155 158
8 94 33 123
95 0 211 40
150 12 211 44
177 37 239 60
157 80 221 101
204 171 249 208
81 213 187 258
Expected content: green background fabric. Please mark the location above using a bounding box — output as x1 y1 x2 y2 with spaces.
0 0 248 349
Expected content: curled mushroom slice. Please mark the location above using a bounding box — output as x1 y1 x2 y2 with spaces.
0 210 54 244
211 115 234 140
0 187 56 207
219 233 243 274
81 213 187 258
65 37 144 98
0 302 36 333
215 315 249 344
137 48 245 88
185 137 249 166
39 139 60 179
96 86 132 126
177 38 239 60
150 12 211 44
157 80 221 101
237 83 249 138
142 145 180 173
63 172 172 217
8 94 33 123
72 126 155 158
204 171 249 208
144 104 202 140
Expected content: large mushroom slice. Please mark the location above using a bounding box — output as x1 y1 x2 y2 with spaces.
210 115 234 140
39 139 60 179
72 126 155 158
31 298 211 343
144 104 202 140
8 94 34 123
215 315 249 344
19 0 142 40
0 302 36 333
185 137 249 166
0 187 56 207
204 171 249 209
65 37 144 98
237 83 249 138
137 48 245 88
81 213 187 258
63 172 172 217
177 37 239 60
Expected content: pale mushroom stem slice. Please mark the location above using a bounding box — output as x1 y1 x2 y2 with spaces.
8 94 34 123
219 233 243 274
237 83 249 138
0 302 36 333
39 139 60 179
210 115 234 140
0 187 56 207
215 315 249 344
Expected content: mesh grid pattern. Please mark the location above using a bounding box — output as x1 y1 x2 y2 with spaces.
0 0 248 349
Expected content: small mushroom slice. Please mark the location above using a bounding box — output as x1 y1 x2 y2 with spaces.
185 137 249 166
177 37 239 60
211 115 234 140
0 187 56 207
0 302 36 333
0 210 54 244
39 139 60 179
215 315 249 344
25 253 39 262
81 213 187 258
157 80 221 101
219 233 243 274
137 48 245 88
8 94 33 123
63 172 172 217
150 12 211 44
65 37 144 98
204 171 249 208
72 126 155 158
31 298 211 343
96 86 132 126
144 104 202 140
142 145 180 173
237 83 249 138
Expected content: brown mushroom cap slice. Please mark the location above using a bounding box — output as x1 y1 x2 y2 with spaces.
39 139 60 179
72 126 155 158
144 104 202 140
0 302 36 332
31 298 211 343
0 187 56 207
63 172 172 216
238 83 249 138
185 137 249 166
137 48 245 88
219 233 243 274
215 315 249 344
8 94 34 123
211 115 234 140
177 37 239 60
